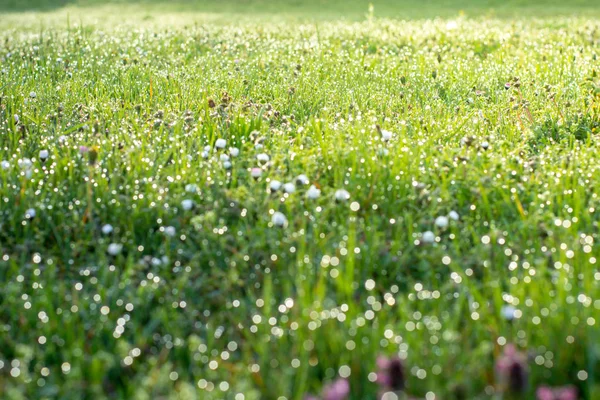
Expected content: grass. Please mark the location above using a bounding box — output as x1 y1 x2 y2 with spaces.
1 1 600 399
2 0 600 19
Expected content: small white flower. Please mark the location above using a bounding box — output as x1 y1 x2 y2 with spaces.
164 226 176 237
1 160 9 169
101 224 113 235
107 243 122 256
185 184 198 193
422 231 435 244
435 216 449 228
29 91 37 99
220 154 230 162
223 161 232 169
201 150 210 159
251 168 262 178
271 211 287 227
269 180 282 191
381 129 393 142
334 189 350 202
151 257 162 266
295 174 309 186
448 210 459 221
283 182 296 193
181 199 194 211
215 138 226 149
229 147 240 157
306 185 321 199
39 150 49 161
257 153 270 163
25 208 36 219
501 305 516 321
18 158 32 170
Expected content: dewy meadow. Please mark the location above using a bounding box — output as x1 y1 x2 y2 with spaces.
1 0 600 399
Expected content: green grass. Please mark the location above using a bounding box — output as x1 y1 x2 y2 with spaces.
2 0 600 18
1 2 600 399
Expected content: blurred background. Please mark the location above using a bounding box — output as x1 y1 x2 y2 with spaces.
1 0 599 19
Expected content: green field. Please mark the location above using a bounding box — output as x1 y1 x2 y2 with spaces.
1 1 600 399
2 0 600 19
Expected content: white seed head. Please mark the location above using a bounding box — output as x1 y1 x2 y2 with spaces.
19 158 32 170
185 184 198 193
39 150 49 161
283 183 296 193
25 208 36 219
101 224 114 235
381 129 393 141
29 91 37 99
215 138 227 149
181 199 194 211
257 153 270 163
223 161 232 169
448 210 459 221
269 180 282 191
435 216 449 228
229 147 240 157
1 160 10 169
501 305 516 321
422 231 435 244
271 211 287 227
306 185 321 199
164 226 176 237
334 189 350 202
295 174 309 186
107 243 122 256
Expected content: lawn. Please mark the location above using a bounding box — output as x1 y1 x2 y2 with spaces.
1 1 600 399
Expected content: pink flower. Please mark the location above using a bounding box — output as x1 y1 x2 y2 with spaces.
251 167 262 179
496 344 528 394
536 385 578 400
322 378 350 400
376 355 405 391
